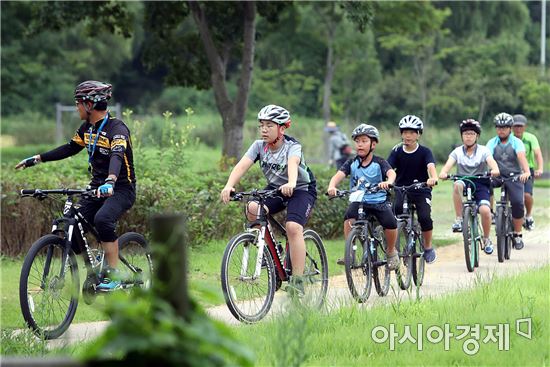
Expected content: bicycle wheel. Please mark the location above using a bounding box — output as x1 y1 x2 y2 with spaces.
474 220 481 268
504 212 513 260
344 227 372 303
221 232 276 323
495 206 506 263
372 225 391 297
302 229 329 309
462 206 475 272
19 235 80 339
118 232 153 290
395 221 413 290
412 224 425 287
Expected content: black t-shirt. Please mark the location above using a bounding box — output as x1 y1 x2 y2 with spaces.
41 115 135 187
387 144 435 187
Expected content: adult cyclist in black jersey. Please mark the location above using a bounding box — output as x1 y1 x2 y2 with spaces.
16 80 136 291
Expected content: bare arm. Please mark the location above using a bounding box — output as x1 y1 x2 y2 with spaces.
427 162 438 186
280 156 300 197
438 156 456 179
486 156 500 177
327 171 346 196
379 168 396 189
517 152 531 183
220 156 255 203
534 148 544 177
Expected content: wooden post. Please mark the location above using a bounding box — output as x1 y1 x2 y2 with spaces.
150 214 189 320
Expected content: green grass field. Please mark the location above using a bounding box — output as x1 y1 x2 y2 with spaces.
231 265 549 366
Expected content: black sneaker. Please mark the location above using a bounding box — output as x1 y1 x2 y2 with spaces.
513 236 524 250
336 258 345 266
524 217 534 231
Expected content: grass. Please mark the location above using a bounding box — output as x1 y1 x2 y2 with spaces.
231 265 550 366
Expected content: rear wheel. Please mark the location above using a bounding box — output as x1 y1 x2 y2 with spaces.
462 206 475 272
221 232 276 323
344 227 372 303
302 229 329 309
118 232 153 291
19 235 79 339
495 206 506 263
372 225 391 296
395 221 413 290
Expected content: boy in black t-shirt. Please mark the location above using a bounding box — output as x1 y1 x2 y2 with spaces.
387 115 438 263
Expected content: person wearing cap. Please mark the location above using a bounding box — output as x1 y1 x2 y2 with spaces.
325 121 352 169
512 114 544 230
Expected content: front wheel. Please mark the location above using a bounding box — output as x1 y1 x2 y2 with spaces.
495 206 506 263
344 227 372 303
19 235 80 339
504 213 513 260
412 224 425 287
118 232 153 291
462 206 476 272
395 221 413 290
221 232 276 323
302 229 329 309
372 225 391 296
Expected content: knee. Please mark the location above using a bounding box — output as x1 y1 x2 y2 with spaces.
453 183 463 194
246 202 260 222
286 221 303 236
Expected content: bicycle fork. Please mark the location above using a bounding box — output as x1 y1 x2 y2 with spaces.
242 227 266 280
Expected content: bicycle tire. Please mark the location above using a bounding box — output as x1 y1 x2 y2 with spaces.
495 206 506 263
344 227 372 303
395 221 413 290
412 224 425 287
462 206 475 272
504 213 513 260
118 232 153 290
221 232 276 323
302 229 329 309
372 225 391 296
19 234 80 339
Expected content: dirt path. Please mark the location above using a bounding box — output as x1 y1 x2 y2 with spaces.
45 227 549 348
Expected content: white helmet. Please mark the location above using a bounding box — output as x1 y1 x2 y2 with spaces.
398 115 423 133
494 112 513 127
258 105 291 126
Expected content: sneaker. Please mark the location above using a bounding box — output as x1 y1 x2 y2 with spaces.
452 219 463 233
386 251 400 271
513 236 524 250
336 258 345 266
483 238 493 255
524 217 535 231
96 268 122 291
285 275 305 298
423 248 436 264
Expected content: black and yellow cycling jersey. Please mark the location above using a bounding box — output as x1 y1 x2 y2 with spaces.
40 114 135 187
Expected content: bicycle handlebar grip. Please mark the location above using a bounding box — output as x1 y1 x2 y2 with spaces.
20 189 36 195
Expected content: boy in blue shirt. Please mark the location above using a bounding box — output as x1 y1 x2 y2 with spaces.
327 124 399 270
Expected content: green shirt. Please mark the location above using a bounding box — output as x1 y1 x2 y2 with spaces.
520 132 540 168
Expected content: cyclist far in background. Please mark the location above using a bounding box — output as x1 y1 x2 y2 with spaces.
387 115 439 264
220 104 317 297
439 119 500 255
15 80 136 291
512 114 544 230
486 113 531 250
327 123 399 270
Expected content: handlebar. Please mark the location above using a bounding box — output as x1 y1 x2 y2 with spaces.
326 184 389 200
229 188 280 202
20 188 97 199
446 173 492 181
392 181 432 191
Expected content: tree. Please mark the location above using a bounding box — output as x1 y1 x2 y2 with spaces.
142 2 287 162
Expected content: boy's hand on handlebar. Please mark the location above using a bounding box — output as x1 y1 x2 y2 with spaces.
327 186 338 197
519 172 531 183
490 169 500 177
220 186 235 204
279 182 295 197
438 172 448 180
378 181 392 190
427 178 438 187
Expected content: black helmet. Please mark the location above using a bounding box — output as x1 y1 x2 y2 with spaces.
460 119 481 135
74 81 112 103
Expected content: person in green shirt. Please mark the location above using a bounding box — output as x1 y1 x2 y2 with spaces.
512 114 544 230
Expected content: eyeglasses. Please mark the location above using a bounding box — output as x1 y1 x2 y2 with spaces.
462 132 477 136
258 124 277 130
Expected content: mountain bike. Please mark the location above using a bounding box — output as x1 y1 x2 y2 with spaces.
447 175 491 272
220 189 328 323
330 187 391 303
392 182 429 289
19 188 153 339
494 174 520 262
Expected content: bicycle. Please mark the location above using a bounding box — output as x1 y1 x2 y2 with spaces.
392 181 430 289
494 174 520 263
447 174 491 272
330 186 391 303
18 188 153 339
220 189 328 323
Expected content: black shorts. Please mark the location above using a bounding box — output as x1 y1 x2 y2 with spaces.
263 189 316 227
524 168 534 195
344 201 397 230
393 189 433 231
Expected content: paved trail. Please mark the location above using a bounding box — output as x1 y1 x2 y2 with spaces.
45 227 549 349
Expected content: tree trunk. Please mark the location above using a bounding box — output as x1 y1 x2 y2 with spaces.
189 1 256 163
322 26 335 124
